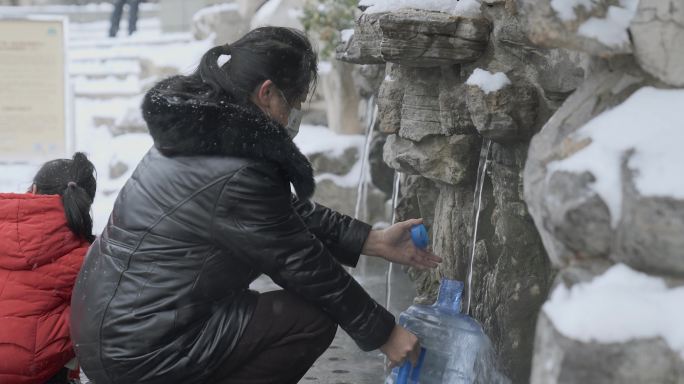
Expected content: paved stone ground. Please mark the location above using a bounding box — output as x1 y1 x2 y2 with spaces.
250 255 416 384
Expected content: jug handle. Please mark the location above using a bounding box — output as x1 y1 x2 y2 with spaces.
396 347 426 384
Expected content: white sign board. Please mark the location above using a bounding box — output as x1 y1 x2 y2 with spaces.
0 17 69 163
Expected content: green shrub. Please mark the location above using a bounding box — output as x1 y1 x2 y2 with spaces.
300 0 359 59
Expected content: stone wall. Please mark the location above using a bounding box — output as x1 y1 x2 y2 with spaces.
341 0 684 382
338 1 573 382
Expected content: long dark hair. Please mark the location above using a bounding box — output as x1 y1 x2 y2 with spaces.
33 152 97 243
162 27 318 105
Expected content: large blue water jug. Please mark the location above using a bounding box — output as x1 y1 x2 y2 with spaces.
386 225 508 384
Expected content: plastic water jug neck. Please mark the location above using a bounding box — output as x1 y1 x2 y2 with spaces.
435 279 463 314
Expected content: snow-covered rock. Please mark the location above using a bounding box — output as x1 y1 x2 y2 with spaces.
518 0 638 56
466 68 512 94
631 0 684 87
525 60 684 277
531 264 684 384
465 70 537 142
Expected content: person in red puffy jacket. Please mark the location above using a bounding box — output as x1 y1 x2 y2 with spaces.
0 152 96 384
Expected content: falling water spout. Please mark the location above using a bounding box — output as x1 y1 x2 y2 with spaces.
385 171 402 310
354 96 377 221
466 139 492 315
355 97 377 277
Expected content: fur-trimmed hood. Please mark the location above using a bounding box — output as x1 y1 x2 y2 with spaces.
141 76 315 200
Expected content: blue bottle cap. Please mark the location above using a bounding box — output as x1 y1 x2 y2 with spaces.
410 224 428 249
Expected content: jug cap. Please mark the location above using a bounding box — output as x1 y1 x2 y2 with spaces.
411 224 428 249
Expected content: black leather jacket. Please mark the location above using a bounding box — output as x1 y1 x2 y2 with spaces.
70 77 395 384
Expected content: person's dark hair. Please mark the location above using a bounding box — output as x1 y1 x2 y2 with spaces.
33 152 97 243
165 27 318 105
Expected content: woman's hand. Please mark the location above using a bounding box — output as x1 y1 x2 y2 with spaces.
380 325 421 369
362 218 442 269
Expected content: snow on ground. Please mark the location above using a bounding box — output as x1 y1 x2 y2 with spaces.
548 87 684 227
70 39 212 74
294 124 365 157
466 68 511 94
544 263 684 358
359 0 482 16
550 0 639 47
294 125 367 188
317 156 366 189
73 75 141 96
69 59 141 77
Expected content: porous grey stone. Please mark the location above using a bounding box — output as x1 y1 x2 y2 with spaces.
377 63 405 134
439 66 478 136
543 170 612 263
338 9 490 66
352 64 386 99
471 143 554 384
336 12 385 64
368 133 394 197
399 67 443 142
383 134 479 186
465 80 538 142
376 10 490 67
614 167 684 277
395 175 439 232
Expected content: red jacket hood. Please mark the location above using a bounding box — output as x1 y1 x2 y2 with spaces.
0 193 89 270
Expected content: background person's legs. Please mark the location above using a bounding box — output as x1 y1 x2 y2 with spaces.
108 0 127 37
211 290 337 384
127 0 141 36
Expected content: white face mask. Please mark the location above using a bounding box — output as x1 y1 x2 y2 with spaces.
278 89 303 139
286 107 303 139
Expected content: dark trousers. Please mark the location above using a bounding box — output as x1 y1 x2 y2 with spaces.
44 367 69 384
209 290 338 384
109 0 140 37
